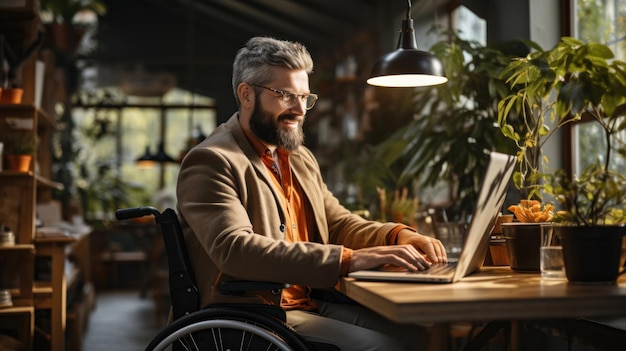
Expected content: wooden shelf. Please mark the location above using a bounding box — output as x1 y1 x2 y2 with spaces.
0 243 34 251
0 305 34 314
0 104 56 129
0 171 63 189
37 175 64 190
0 1 37 20
0 5 92 351
32 283 53 295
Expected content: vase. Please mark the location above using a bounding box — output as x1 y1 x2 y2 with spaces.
554 225 625 284
502 222 543 272
7 154 32 172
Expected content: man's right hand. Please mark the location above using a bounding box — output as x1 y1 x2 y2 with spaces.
349 245 432 272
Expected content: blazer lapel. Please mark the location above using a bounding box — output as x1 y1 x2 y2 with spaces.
226 115 289 227
290 149 329 243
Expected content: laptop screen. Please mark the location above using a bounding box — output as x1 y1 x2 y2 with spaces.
452 151 516 281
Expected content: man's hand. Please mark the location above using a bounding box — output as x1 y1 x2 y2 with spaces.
349 245 432 272
348 230 447 273
397 229 448 264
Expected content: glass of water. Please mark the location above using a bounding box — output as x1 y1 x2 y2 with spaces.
540 223 566 279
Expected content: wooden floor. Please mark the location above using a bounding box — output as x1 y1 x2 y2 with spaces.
82 290 163 351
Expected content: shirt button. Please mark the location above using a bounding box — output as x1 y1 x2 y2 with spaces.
292 224 296 230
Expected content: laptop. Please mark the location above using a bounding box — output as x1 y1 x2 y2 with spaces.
349 151 516 283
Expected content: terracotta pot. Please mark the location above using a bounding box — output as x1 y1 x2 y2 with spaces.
0 88 24 104
555 225 625 284
502 222 543 272
7 154 32 172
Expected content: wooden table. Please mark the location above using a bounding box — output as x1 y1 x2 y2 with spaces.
338 267 626 349
339 267 626 324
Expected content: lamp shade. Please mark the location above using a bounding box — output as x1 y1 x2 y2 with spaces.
135 142 177 166
367 16 447 87
152 142 177 163
136 145 156 168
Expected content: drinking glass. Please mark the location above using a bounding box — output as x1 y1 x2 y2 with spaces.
540 223 566 279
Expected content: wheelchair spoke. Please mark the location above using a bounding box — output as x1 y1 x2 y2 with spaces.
177 334 200 351
211 328 222 350
146 313 306 351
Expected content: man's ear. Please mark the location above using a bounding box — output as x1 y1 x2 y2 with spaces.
237 83 254 108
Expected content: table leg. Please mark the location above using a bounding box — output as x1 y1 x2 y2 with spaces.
461 321 508 351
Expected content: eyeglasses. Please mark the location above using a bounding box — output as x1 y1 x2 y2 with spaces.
250 83 318 110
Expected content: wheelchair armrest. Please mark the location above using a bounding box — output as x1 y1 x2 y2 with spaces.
218 280 289 294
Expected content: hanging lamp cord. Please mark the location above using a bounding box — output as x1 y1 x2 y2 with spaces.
406 0 412 19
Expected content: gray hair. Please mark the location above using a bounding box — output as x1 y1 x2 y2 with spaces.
232 37 314 106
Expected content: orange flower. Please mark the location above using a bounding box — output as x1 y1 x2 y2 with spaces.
507 199 554 223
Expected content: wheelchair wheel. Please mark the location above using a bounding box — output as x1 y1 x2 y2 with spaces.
145 307 313 351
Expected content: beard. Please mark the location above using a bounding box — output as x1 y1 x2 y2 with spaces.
249 98 305 151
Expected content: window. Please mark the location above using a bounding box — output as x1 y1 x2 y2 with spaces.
569 0 626 176
71 88 216 220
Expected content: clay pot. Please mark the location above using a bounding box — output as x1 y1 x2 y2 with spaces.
502 222 543 272
0 88 24 104
7 154 32 172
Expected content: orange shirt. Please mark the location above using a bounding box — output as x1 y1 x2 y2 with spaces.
241 126 409 310
242 128 320 310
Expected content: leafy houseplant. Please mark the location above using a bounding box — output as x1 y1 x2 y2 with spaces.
497 37 626 283
38 0 107 55
38 0 107 24
1 133 36 156
498 36 626 224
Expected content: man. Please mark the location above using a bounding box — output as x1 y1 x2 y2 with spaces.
176 36 448 351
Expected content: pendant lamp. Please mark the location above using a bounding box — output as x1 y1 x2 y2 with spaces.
136 145 156 168
151 141 177 163
367 0 448 87
135 142 177 166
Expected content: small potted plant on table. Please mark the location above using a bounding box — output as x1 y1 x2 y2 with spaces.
501 199 554 272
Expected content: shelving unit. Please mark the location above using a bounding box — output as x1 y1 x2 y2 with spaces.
1 2 93 351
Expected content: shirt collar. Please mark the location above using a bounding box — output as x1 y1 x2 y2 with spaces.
240 120 290 158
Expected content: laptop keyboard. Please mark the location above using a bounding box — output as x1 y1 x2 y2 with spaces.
416 261 457 275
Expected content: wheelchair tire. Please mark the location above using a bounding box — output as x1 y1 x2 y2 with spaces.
145 306 314 351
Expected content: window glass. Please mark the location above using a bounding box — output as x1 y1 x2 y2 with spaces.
571 0 626 175
72 88 216 219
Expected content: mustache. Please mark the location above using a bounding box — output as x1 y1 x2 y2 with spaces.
278 114 304 123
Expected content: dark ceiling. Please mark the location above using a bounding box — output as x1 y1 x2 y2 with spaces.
93 0 435 122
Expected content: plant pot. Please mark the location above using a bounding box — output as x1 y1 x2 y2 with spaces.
0 88 24 104
554 225 625 284
7 154 32 172
502 222 543 272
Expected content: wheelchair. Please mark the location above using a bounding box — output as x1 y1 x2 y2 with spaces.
115 207 340 351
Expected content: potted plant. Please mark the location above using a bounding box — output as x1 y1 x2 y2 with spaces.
544 167 626 283
38 0 107 53
0 132 37 172
498 37 626 283
0 31 44 103
501 200 554 272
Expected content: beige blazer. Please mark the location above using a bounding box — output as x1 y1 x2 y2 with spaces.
176 113 397 307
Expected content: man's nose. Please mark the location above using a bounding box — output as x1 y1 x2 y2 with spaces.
290 98 307 115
